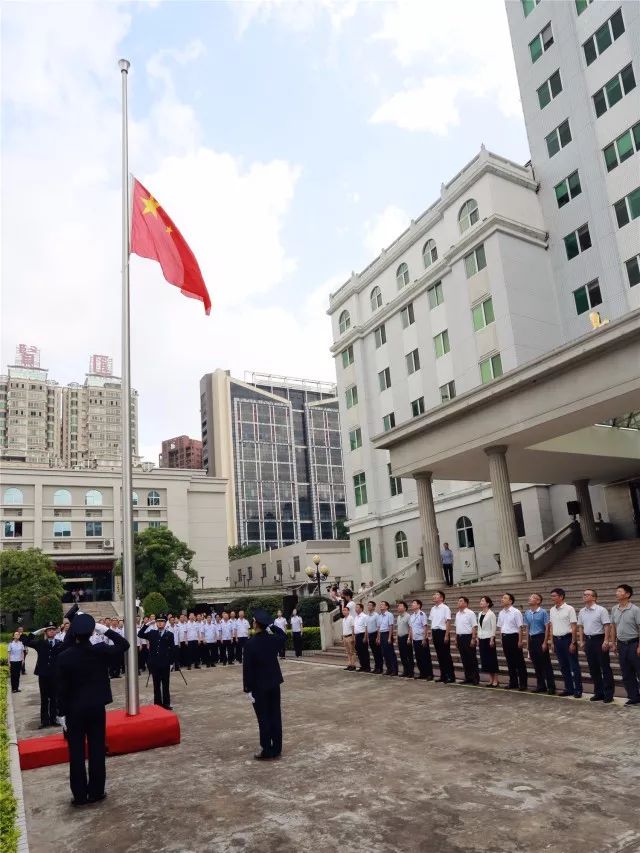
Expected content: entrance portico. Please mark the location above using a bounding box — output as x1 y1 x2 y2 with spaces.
374 311 640 582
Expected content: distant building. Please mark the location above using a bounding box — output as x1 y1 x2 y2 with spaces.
159 435 203 470
200 370 347 551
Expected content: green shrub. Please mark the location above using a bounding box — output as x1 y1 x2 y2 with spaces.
0 666 20 852
0 643 6 665
142 592 169 616
228 595 284 620
295 596 333 627
33 594 63 629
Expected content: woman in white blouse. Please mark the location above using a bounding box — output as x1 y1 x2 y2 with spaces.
477 596 500 687
8 631 25 693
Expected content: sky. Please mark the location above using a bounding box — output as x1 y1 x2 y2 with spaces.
1 0 531 463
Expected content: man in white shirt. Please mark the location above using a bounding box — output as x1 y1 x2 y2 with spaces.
235 610 251 663
168 616 181 671
547 588 582 698
455 596 479 685
365 601 383 674
429 591 455 683
341 606 357 671
185 613 201 670
578 589 613 703
409 599 434 680
353 603 369 672
496 593 528 690
202 615 218 668
290 610 303 658
177 615 188 669
378 601 398 676
219 612 234 665
229 611 239 664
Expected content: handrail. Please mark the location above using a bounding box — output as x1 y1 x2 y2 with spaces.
526 521 574 559
457 569 501 587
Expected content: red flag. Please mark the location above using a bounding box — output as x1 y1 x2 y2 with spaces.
130 178 211 315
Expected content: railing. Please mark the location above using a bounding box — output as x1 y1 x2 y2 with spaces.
457 569 501 587
525 521 577 580
354 557 424 604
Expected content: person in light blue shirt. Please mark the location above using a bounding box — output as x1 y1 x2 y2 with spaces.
524 593 555 694
365 602 383 674
378 602 398 676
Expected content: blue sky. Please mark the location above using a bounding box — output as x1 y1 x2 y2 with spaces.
1 0 531 461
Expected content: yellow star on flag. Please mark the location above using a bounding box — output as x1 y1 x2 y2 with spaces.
165 225 173 234
141 195 160 217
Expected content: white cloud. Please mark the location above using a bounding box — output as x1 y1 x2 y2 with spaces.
363 205 410 256
234 0 358 35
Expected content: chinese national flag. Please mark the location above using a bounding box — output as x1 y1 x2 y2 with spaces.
130 178 211 315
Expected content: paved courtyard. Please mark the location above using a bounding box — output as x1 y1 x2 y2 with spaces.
12 658 640 853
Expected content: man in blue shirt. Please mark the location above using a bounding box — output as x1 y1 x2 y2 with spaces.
441 543 454 588
524 593 556 695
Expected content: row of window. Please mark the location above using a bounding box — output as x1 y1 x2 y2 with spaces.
562 186 639 263
523 0 592 17
2 487 161 507
530 8 624 71
537 62 635 121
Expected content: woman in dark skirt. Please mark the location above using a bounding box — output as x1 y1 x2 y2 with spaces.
477 596 500 687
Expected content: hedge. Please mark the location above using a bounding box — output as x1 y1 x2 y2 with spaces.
284 627 320 651
0 665 19 853
228 595 284 620
294 596 333 627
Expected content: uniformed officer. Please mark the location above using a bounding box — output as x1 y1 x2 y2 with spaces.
243 608 286 761
138 615 174 709
20 622 63 728
56 612 130 806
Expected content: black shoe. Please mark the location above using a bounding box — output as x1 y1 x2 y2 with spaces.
547 689 556 695
624 700 640 706
574 692 583 699
195 665 201 669
254 752 276 761
163 705 173 711
590 695 604 702
559 690 572 697
445 678 456 684
70 798 88 807
87 793 106 804
531 687 546 694
519 687 528 692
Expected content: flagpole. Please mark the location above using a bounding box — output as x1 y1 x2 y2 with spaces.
119 57 139 716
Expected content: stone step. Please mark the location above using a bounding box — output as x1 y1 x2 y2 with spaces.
73 601 120 620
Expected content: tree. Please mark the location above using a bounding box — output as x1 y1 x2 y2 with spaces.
296 596 334 627
142 591 169 616
0 549 63 617
132 527 196 613
34 594 63 629
228 544 261 561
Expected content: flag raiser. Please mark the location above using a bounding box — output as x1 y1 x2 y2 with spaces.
130 177 211 315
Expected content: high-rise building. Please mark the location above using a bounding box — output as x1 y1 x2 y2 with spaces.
200 370 347 551
506 0 640 336
159 435 203 469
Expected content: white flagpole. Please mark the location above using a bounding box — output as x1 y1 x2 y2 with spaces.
119 58 139 715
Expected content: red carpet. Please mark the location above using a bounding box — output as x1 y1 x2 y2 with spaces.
18 705 180 770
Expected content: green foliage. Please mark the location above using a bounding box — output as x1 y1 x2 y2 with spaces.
0 549 63 618
228 595 284 620
1 666 20 852
133 527 196 613
284 627 321 651
0 643 6 665
295 596 333 628
228 544 261 561
142 592 169 616
33 595 63 629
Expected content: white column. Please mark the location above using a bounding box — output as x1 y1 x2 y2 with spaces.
415 473 442 586
573 479 597 545
484 446 525 581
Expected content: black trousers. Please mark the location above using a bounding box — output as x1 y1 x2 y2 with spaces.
355 633 370 670
584 635 614 700
187 640 201 668
172 644 181 670
502 634 528 688
179 642 189 667
413 640 434 678
203 643 216 666
369 632 383 672
398 635 414 677
38 675 56 725
252 686 282 758
212 641 220 664
431 629 455 681
442 564 453 586
138 646 148 672
529 634 555 691
292 632 303 658
236 637 248 663
67 706 106 803
151 665 171 707
10 661 21 691
456 635 479 683
617 639 640 702
379 632 398 674
222 640 233 664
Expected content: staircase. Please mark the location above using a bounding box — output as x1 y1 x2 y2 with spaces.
309 540 640 697
72 601 121 620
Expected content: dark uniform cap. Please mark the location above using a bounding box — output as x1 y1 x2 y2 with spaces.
252 608 273 628
68 613 96 637
44 622 58 631
156 614 168 622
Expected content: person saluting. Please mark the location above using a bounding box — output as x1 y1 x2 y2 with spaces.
243 608 286 761
138 614 174 710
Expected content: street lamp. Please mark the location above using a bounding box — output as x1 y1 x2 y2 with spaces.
305 553 329 597
200 576 205 591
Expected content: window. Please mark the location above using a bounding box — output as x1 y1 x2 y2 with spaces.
339 310 351 334
573 279 602 315
132 491 139 507
248 566 253 581
395 530 408 558
349 427 362 451
261 563 267 579
480 354 503 384
458 199 479 233
529 22 553 63
389 465 403 498
464 244 487 278
374 324 386 348
53 489 71 506
353 472 367 507
554 171 582 208
148 521 162 529
378 367 392 391
396 262 410 290
359 537 372 564
434 330 450 359
411 397 425 417
53 521 72 537
3 488 23 505
341 345 354 368
522 0 540 17
85 489 103 507
293 556 300 574
440 381 456 403
382 412 396 432
427 281 444 309
626 254 640 288
4 521 22 538
370 286 382 312
575 0 593 14
583 9 624 66
456 516 475 548
422 238 438 268
345 385 358 409
614 187 640 228
546 120 572 160
406 349 420 375
472 297 495 331
514 503 526 538
604 121 640 172
85 521 103 537
276 560 282 576
537 69 562 109
147 490 161 507
564 223 592 260
401 302 415 328
593 65 636 118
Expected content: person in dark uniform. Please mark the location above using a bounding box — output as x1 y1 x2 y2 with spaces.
138 615 174 709
20 622 63 728
56 612 130 806
242 608 286 761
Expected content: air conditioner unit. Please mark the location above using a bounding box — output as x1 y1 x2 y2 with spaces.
103 539 114 549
